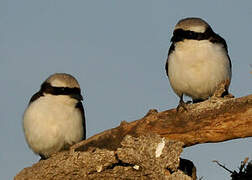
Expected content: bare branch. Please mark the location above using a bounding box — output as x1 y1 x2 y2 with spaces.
213 160 233 174
72 94 252 152
15 94 252 179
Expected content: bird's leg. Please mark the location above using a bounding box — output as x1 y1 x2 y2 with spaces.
176 94 188 112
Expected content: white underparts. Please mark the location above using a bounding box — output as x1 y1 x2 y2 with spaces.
168 39 231 100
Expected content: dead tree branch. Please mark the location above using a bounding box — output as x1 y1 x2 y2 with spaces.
15 94 252 179
73 94 252 152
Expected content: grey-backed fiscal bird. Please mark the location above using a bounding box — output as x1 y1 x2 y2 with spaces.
23 73 86 159
165 17 232 110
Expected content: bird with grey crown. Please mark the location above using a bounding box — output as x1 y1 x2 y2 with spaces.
166 17 232 110
23 73 86 159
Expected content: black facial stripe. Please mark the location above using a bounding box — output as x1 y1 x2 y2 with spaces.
29 82 83 104
169 27 228 56
167 26 231 75
41 82 81 97
171 27 214 42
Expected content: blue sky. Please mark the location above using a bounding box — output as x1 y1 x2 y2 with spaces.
1 1 252 179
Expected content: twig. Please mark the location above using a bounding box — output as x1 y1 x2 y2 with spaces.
213 160 233 174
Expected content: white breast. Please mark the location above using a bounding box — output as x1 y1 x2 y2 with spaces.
168 40 231 100
23 94 84 157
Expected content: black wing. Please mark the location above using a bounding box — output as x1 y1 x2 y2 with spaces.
165 60 169 77
165 43 175 77
29 91 43 104
76 101 86 140
227 54 232 72
210 33 232 70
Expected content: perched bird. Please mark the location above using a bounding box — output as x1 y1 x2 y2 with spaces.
23 73 86 159
165 17 232 110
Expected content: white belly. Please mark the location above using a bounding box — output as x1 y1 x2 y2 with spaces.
168 40 231 100
23 95 84 157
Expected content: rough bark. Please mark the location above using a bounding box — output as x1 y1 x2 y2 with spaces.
72 94 252 152
15 94 252 179
15 134 193 180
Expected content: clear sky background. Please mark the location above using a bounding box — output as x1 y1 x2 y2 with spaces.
1 1 252 179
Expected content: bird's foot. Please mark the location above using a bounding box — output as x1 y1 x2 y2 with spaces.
223 92 234 98
176 100 188 112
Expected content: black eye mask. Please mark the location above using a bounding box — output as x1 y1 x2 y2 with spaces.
41 82 82 100
170 27 228 53
171 27 213 42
